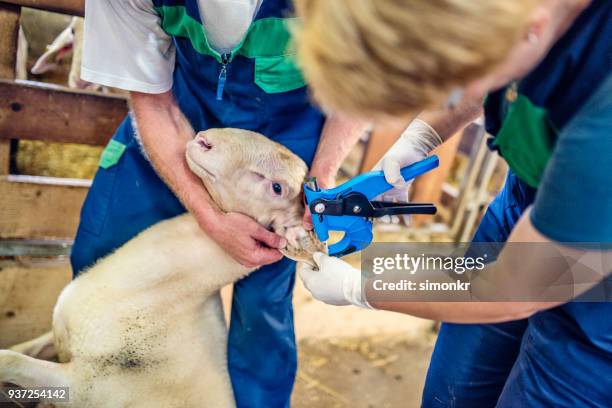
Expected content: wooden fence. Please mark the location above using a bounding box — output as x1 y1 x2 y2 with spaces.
0 0 128 241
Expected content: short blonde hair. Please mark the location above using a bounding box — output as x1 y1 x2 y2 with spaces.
294 0 537 117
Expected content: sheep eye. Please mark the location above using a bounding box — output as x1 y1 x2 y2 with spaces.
272 183 282 195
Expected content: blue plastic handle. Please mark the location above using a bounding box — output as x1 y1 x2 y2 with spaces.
304 155 439 256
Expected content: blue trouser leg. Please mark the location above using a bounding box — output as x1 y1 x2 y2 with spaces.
422 320 528 407
71 117 311 408
422 173 536 407
228 257 297 408
496 302 612 407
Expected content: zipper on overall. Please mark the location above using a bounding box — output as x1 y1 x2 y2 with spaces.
216 53 230 101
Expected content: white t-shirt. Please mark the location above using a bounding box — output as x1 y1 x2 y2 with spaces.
81 0 262 93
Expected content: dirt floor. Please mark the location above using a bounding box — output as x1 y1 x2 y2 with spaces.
293 335 435 408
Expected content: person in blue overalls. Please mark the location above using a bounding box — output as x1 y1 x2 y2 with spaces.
73 1 364 406
296 0 612 406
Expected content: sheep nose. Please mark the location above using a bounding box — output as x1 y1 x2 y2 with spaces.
197 137 213 150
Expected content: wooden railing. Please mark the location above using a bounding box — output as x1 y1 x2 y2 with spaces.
2 0 84 16
0 1 128 241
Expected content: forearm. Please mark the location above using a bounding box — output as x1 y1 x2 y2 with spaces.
130 91 220 224
367 210 554 323
368 209 610 323
309 114 368 186
376 98 482 181
369 301 551 324
418 96 483 142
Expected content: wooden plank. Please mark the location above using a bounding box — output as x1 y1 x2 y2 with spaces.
0 79 128 146
0 3 19 79
0 140 9 175
0 175 88 239
0 258 71 347
0 0 83 16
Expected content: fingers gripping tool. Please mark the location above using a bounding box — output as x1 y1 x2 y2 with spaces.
304 155 439 257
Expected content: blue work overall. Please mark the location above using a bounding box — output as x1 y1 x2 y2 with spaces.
423 2 612 406
70 1 324 407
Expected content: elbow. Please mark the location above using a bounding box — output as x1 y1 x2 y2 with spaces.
496 302 561 323
503 308 537 322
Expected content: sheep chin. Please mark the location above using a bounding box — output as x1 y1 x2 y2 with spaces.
280 229 327 267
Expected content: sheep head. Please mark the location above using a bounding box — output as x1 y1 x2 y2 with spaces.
186 128 326 265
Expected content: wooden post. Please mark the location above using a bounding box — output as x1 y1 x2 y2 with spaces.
450 124 488 238
0 2 20 175
0 141 9 175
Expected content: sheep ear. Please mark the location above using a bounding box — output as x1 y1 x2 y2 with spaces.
31 24 74 75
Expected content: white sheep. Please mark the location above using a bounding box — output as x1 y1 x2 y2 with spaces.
0 128 323 407
17 11 98 91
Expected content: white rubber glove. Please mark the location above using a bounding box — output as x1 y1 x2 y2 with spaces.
299 252 372 309
376 119 442 190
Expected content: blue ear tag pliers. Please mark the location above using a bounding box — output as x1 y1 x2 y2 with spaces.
304 155 439 257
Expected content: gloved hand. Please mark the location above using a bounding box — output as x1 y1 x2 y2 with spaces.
299 252 372 309
375 119 442 191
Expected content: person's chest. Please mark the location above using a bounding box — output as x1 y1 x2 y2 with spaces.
196 0 263 53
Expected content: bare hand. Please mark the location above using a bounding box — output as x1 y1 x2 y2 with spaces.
204 211 287 268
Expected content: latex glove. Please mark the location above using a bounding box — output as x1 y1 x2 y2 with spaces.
299 252 372 309
375 119 442 191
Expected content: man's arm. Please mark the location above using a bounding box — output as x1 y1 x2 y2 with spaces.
304 114 368 227
308 114 369 187
377 97 483 187
368 209 603 323
131 91 286 267
305 98 480 195
418 97 484 142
